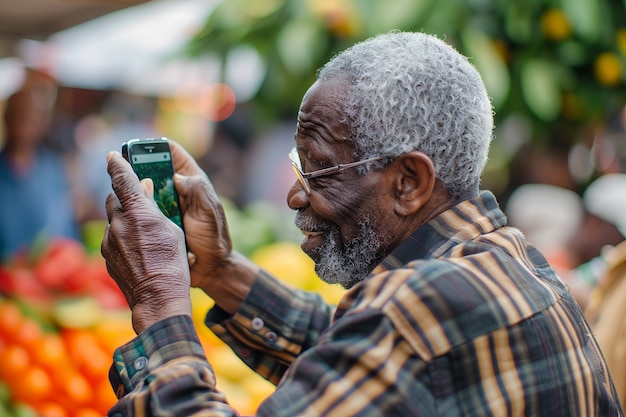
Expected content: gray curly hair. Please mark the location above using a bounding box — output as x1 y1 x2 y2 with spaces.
317 31 494 198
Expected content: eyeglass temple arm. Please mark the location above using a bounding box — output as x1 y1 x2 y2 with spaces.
301 156 387 179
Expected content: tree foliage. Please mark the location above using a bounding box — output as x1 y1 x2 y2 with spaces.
186 0 626 145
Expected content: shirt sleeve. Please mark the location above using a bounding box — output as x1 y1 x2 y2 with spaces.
256 307 435 416
206 269 335 385
107 304 432 417
108 314 238 416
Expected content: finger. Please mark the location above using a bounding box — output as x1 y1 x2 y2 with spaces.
100 222 119 275
100 222 111 256
106 151 152 211
104 190 123 224
168 140 202 176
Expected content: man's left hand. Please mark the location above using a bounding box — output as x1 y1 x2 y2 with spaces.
101 151 192 334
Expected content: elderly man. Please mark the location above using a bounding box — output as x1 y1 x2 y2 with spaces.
102 31 623 416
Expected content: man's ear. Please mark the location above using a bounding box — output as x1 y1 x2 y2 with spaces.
391 151 436 217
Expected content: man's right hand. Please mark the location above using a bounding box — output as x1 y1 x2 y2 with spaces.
169 141 259 314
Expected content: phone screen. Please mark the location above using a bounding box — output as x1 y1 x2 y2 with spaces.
127 139 184 230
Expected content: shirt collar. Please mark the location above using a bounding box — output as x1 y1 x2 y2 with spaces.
374 191 507 271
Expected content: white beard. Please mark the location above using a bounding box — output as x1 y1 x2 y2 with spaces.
296 214 388 289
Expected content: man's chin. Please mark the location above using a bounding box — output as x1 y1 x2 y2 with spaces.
314 257 364 289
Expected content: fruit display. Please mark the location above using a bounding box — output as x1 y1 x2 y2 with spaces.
0 202 345 416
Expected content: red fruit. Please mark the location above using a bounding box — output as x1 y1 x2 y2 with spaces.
93 283 128 310
35 238 87 292
0 267 51 303
78 258 127 310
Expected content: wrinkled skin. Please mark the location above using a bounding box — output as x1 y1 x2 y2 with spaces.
286 78 449 288
102 78 451 334
101 141 257 334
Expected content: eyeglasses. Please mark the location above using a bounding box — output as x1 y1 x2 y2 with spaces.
289 146 387 194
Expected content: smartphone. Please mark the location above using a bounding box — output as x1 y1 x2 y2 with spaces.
122 138 184 230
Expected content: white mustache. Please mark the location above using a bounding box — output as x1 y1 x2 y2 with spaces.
294 213 330 234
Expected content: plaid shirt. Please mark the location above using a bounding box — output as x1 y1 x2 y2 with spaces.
109 191 623 416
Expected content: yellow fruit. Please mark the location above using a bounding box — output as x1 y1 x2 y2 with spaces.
595 52 623 86
315 283 347 305
214 379 255 416
209 345 254 383
250 242 318 290
190 288 218 342
91 310 135 353
52 297 104 329
540 9 572 41
239 374 275 411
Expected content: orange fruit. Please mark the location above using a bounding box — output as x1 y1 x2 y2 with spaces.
14 317 44 352
62 371 93 406
93 379 117 415
0 344 30 383
62 328 99 359
0 300 24 341
35 402 69 417
81 346 111 385
11 365 53 404
32 332 68 370
75 407 103 417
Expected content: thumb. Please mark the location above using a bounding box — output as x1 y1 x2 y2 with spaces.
140 178 155 200
173 173 189 197
174 173 213 202
174 172 219 219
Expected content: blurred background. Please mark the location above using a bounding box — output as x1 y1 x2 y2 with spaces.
1 0 626 415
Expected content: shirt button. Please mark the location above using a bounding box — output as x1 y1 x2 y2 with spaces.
265 331 278 344
134 356 148 371
251 317 264 330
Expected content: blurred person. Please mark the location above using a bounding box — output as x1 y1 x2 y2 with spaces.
505 183 585 264
0 74 80 260
504 182 624 309
575 173 626 406
101 32 622 416
575 107 626 407
584 237 626 407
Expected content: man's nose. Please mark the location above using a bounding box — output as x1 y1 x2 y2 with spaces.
287 181 309 210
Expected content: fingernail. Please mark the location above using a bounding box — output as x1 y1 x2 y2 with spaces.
188 252 197 267
106 151 120 162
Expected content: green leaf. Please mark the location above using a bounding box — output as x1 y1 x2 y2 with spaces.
357 0 436 34
277 18 327 76
560 0 602 42
461 28 510 109
520 59 561 121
